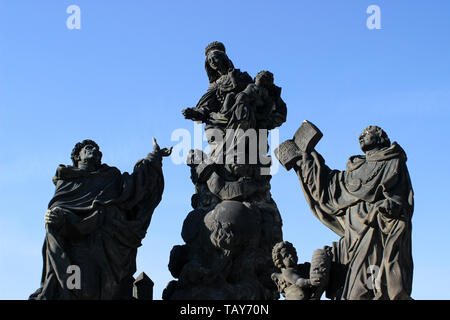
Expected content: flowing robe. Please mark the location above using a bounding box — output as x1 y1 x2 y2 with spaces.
294 143 414 300
30 154 164 299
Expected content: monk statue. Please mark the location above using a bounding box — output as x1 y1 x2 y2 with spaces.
276 123 414 300
30 138 171 299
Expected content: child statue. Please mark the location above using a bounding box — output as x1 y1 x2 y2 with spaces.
210 70 286 131
271 241 331 300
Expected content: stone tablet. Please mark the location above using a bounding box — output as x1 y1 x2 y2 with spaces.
274 139 301 171
293 120 323 153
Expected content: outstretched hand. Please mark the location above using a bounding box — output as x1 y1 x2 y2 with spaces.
182 108 203 121
152 138 172 158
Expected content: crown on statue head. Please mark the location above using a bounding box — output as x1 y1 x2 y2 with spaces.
205 41 226 56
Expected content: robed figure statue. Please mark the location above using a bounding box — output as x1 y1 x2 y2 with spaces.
165 42 287 300
30 139 171 299
276 124 414 300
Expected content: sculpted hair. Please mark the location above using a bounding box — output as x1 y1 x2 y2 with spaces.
272 241 297 268
255 70 274 84
71 139 101 166
361 125 391 148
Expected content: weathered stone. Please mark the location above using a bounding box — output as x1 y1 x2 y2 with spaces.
30 139 170 300
293 120 323 153
133 272 154 300
274 140 301 171
165 42 286 300
276 123 414 300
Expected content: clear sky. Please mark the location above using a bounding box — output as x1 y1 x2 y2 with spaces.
0 0 449 300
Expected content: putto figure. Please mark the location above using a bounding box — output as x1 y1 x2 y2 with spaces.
209 70 287 132
30 138 171 299
276 123 414 300
271 241 331 300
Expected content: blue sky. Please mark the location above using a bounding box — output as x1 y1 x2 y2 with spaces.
0 0 449 299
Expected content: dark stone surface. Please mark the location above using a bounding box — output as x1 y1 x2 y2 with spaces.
30 139 170 300
276 123 414 300
164 42 287 300
275 120 322 170
133 272 154 300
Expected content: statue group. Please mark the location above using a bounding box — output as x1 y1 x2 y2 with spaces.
30 42 414 300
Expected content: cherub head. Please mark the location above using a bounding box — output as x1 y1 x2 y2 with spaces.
272 241 298 269
359 125 391 153
254 70 274 89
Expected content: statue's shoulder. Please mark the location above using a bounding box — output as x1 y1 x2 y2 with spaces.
52 164 68 185
55 164 67 173
53 164 76 179
346 155 366 172
98 164 121 176
52 164 120 184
